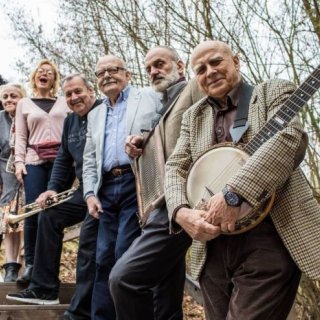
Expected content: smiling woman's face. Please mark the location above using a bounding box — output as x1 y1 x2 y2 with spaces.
34 63 55 93
0 86 23 115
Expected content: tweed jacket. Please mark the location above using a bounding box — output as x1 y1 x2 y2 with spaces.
135 79 204 221
82 86 162 198
165 79 320 280
159 78 205 161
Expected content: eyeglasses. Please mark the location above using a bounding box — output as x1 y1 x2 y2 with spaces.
95 66 126 78
37 68 54 76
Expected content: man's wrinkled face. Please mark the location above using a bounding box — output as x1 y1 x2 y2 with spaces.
95 56 131 97
63 77 94 117
191 42 240 101
145 48 184 92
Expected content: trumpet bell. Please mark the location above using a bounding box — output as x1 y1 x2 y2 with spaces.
5 187 76 225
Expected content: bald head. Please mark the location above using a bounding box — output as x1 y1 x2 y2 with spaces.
191 40 241 101
191 41 234 67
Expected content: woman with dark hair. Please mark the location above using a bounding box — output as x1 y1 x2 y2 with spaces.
14 59 70 284
0 83 26 281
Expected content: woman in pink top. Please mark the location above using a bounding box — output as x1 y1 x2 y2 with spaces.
14 59 70 284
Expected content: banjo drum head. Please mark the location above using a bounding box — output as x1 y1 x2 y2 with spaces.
186 145 249 208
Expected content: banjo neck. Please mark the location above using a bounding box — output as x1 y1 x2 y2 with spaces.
243 65 320 156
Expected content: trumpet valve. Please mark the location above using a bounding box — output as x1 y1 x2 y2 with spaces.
45 198 54 206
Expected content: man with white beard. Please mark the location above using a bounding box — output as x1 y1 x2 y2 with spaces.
109 46 204 320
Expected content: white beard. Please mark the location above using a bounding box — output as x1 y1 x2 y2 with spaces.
152 65 180 93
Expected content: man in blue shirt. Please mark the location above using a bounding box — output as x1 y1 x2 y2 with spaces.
82 54 161 320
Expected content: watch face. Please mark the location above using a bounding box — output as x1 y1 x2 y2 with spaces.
225 192 241 206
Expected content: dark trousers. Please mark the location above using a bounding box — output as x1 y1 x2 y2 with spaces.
66 213 99 320
200 218 301 320
23 163 53 265
109 205 192 320
29 188 87 294
91 171 141 320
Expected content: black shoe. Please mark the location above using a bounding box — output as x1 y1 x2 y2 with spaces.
16 264 33 285
61 311 77 320
60 314 74 320
6 288 59 305
3 262 22 282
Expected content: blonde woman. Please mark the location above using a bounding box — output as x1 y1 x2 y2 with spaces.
14 59 70 284
0 83 26 281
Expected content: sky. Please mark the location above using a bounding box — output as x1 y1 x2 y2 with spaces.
0 0 58 82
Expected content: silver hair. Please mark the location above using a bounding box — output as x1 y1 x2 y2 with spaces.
61 73 93 89
148 46 181 62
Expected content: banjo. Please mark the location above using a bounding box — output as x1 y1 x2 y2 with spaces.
186 65 320 234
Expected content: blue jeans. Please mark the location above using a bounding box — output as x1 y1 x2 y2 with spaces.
91 171 141 320
23 163 53 265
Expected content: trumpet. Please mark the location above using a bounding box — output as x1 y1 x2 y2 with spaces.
6 187 76 225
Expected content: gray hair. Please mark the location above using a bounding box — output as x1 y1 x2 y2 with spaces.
148 46 182 62
0 83 27 99
61 73 93 90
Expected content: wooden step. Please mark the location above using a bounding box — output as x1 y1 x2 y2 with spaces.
0 282 75 319
0 304 69 320
0 223 80 319
0 283 76 305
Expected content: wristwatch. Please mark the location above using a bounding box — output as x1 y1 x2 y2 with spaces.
222 186 244 207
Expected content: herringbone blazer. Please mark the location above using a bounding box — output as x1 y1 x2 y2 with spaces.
165 79 320 280
135 79 204 222
159 78 205 161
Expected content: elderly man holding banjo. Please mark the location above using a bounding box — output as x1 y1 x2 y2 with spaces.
165 40 320 320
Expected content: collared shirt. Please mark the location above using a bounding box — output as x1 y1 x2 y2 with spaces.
103 85 131 172
48 99 102 192
208 80 243 144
